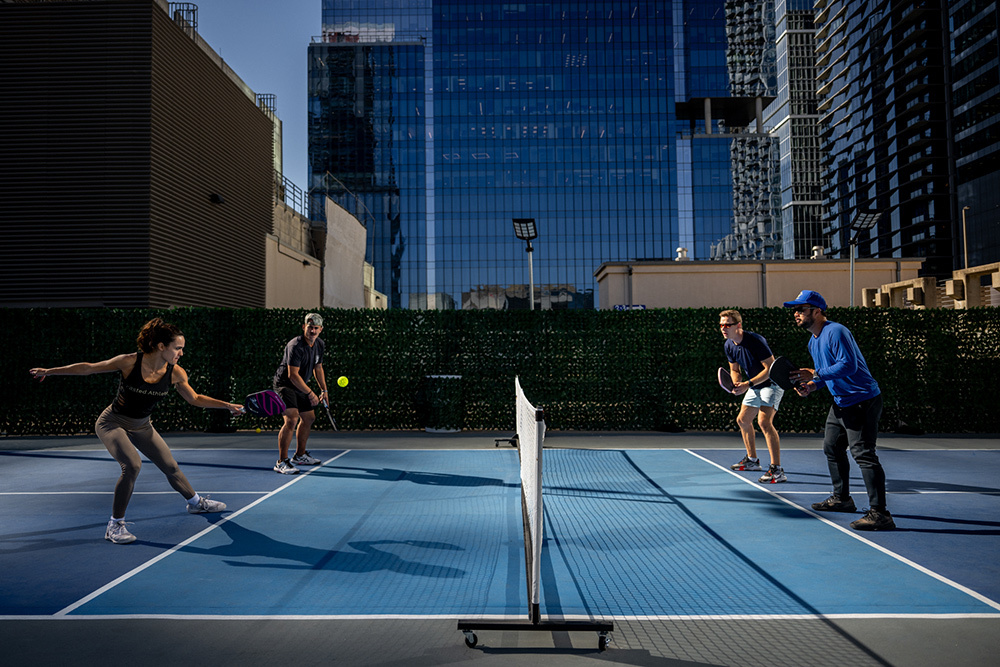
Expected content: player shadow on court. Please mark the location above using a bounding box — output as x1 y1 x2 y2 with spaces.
2 503 233 556
175 518 468 578
886 478 1000 495
0 450 286 474
732 484 1000 535
311 465 517 488
0 450 116 464
1 520 126 557
881 513 1000 535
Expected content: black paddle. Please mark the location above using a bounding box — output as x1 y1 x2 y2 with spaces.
717 367 735 394
769 356 801 391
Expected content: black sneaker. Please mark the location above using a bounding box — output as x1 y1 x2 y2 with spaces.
851 508 896 531
811 495 857 512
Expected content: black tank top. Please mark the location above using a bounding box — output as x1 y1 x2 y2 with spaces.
111 352 174 418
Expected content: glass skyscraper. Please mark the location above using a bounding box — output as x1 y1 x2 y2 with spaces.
949 0 1000 268
814 0 953 276
768 0 823 260
308 1 734 309
712 0 782 261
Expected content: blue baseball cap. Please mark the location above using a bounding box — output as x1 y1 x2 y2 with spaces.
783 290 827 310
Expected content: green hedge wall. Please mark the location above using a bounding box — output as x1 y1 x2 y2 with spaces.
3 306 999 435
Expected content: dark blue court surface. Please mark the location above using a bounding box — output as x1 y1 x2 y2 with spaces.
3 446 998 621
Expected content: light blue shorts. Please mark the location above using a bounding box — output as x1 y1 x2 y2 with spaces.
742 385 784 410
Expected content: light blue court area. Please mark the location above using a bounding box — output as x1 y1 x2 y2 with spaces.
67 450 527 617
542 450 998 617
64 449 999 618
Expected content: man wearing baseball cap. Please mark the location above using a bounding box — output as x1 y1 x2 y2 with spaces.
783 290 894 531
271 313 329 474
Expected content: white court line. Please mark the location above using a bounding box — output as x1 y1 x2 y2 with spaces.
767 490 1000 496
5 611 1000 622
904 490 1000 495
54 451 352 617
685 449 1000 612
2 491 269 495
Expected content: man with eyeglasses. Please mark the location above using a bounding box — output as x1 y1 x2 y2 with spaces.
719 310 786 483
783 290 894 531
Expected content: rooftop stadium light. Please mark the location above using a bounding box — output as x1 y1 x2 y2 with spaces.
849 210 881 307
512 218 538 311
962 206 971 269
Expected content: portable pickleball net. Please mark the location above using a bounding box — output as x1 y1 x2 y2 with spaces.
458 377 613 650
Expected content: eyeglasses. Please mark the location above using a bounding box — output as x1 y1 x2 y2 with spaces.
792 306 814 314
719 322 737 329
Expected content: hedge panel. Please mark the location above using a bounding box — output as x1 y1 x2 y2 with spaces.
3 306 998 435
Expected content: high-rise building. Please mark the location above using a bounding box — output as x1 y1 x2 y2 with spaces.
814 0 953 276
949 0 1000 268
712 0 782 261
767 0 823 259
308 1 735 309
0 0 276 308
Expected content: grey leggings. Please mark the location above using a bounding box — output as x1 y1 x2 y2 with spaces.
95 406 195 518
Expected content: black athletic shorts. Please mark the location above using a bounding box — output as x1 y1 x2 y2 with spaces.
273 385 317 413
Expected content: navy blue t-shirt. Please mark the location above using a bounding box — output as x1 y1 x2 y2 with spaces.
724 330 774 388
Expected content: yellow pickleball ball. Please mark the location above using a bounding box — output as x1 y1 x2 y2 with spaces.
337 376 349 387
255 428 261 433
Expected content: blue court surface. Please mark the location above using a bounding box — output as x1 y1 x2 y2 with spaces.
3 444 999 622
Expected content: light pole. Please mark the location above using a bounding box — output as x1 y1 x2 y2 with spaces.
962 206 971 269
849 210 881 307
512 218 538 311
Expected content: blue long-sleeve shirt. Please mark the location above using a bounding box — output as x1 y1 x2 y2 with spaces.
808 321 880 407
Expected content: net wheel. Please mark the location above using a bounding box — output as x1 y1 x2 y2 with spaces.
464 632 478 648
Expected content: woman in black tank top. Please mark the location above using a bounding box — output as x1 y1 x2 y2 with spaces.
112 352 175 418
29 318 244 544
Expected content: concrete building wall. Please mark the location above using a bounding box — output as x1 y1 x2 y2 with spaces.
322 198 367 309
273 201 317 257
265 235 321 309
595 259 923 309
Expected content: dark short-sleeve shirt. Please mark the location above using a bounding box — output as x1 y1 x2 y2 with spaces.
273 336 324 391
724 330 773 388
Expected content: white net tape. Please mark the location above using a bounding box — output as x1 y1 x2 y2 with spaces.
515 376 544 608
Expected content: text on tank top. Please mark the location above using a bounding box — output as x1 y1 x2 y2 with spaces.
112 352 174 418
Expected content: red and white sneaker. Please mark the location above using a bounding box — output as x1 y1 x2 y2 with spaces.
758 465 787 483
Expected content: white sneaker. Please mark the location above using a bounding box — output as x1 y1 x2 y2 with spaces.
273 458 300 475
291 451 321 466
105 519 137 544
759 465 787 484
187 495 227 514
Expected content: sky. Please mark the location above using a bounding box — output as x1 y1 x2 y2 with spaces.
194 0 321 191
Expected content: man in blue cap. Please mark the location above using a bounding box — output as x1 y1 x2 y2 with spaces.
783 290 894 531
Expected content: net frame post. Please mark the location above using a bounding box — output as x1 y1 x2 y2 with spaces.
457 378 613 650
